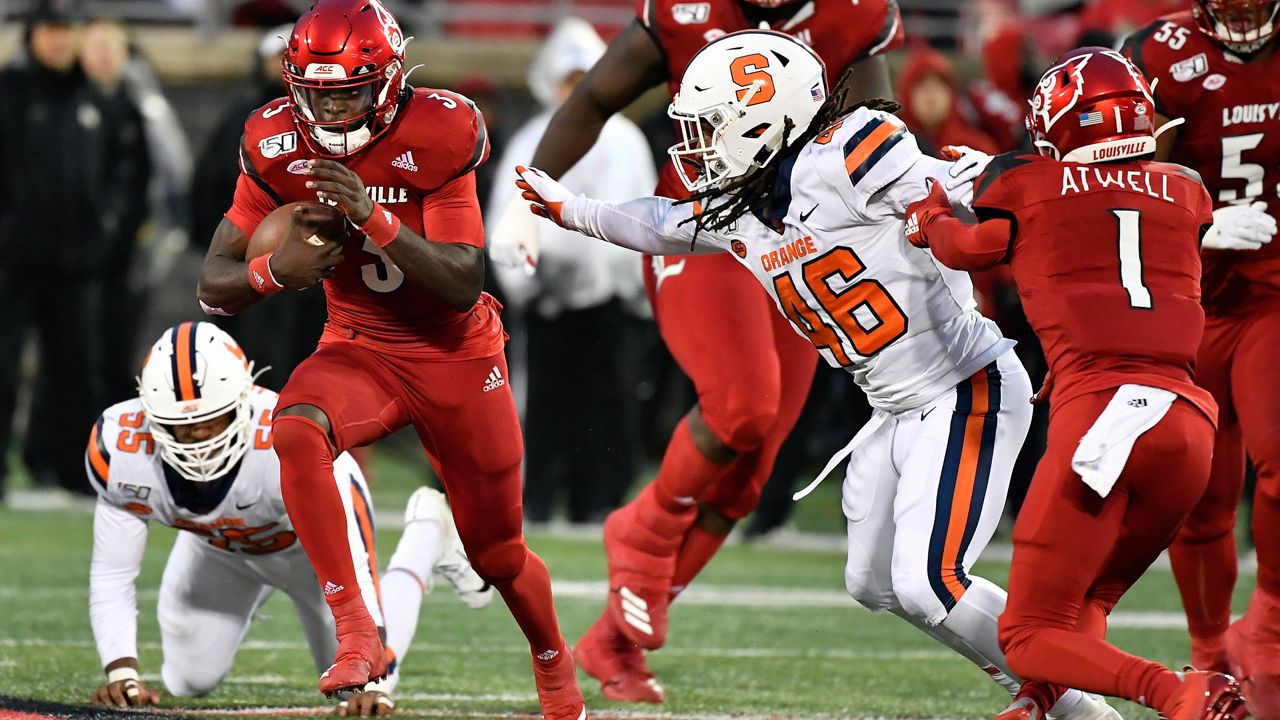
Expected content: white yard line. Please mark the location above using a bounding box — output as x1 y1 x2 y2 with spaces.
172 707 957 720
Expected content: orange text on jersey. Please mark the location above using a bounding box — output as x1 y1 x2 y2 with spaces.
761 235 819 272
1060 166 1176 202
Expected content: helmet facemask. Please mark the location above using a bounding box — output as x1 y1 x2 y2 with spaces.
146 395 254 484
284 59 402 156
1197 0 1280 53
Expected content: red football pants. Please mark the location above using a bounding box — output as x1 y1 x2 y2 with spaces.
643 251 818 520
999 390 1214 704
1172 306 1280 642
275 329 562 653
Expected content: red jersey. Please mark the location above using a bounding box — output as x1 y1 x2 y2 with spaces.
225 87 503 358
640 0 904 197
1123 13 1280 315
972 153 1217 421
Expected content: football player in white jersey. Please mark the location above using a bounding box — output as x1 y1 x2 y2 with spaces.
86 322 491 715
515 30 1118 720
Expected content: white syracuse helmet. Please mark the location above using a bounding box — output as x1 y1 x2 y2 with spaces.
668 29 828 193
137 322 256 483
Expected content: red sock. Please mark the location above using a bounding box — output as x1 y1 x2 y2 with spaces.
621 420 733 559
670 524 730 597
1007 625 1178 707
1254 483 1280 597
493 548 563 655
274 415 362 611
1015 681 1065 714
1169 532 1238 642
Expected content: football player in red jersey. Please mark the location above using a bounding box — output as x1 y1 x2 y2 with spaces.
905 48 1249 720
1123 3 1280 713
195 2 586 717
488 0 903 703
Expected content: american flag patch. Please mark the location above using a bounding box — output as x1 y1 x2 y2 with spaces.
1078 111 1104 127
811 86 824 101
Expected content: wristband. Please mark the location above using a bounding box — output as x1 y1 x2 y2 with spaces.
106 666 139 684
360 204 402 249
248 253 285 296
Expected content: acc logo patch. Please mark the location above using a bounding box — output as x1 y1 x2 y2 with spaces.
288 159 311 174
1170 53 1209 82
731 239 748 258
1203 73 1227 90
672 2 710 24
259 131 298 159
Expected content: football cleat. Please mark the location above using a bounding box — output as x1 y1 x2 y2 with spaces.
320 600 388 699
1049 693 1122 720
575 612 666 704
603 511 670 650
994 697 1042 720
1226 589 1280 718
1161 671 1249 720
1241 675 1280 720
405 487 494 610
532 642 589 720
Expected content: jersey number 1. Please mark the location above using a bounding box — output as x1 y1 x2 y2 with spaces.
1110 209 1152 310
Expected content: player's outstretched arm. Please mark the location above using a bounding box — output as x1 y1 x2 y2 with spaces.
307 159 484 311
904 182 1012 270
515 166 720 256
88 499 160 707
528 20 667 179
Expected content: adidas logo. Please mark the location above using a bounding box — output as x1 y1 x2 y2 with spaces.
619 586 653 636
483 366 505 392
322 581 345 596
391 150 418 172
535 648 559 662
905 212 920 237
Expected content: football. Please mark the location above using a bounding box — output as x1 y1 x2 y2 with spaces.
246 201 349 261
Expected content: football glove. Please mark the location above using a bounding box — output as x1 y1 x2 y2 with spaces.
941 145 993 210
489 193 541 276
904 180 954 249
1203 201 1277 251
515 165 574 228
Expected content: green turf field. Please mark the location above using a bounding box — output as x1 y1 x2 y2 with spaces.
0 449 1257 720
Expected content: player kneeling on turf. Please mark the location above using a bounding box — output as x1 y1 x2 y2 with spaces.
85 322 488 714
517 29 1117 720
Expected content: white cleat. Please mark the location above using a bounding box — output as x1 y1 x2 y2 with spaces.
1048 692 1122 720
404 487 494 610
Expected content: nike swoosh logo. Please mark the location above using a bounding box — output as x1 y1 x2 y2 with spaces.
921 407 937 421
799 204 818 222
235 502 255 510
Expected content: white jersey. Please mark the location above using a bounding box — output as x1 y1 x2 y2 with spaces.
616 108 1011 412
85 386 375 668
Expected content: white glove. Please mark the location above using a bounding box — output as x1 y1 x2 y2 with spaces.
1204 201 1277 251
515 165 578 228
489 194 541 276
941 145 992 211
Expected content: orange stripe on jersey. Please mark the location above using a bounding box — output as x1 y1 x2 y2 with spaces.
175 322 197 401
87 422 110 487
350 480 382 611
843 119 901 178
938 367 991 603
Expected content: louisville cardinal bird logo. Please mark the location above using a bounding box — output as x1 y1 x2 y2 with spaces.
369 0 405 54
1029 54 1091 134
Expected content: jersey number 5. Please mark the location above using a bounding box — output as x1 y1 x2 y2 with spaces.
772 247 908 364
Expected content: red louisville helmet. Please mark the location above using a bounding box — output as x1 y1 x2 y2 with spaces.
1195 0 1280 54
1025 48 1176 165
283 0 408 157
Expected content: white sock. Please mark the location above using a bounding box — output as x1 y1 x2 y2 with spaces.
380 519 446 689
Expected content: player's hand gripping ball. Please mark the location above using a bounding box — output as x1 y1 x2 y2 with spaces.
248 201 348 289
306 159 376 225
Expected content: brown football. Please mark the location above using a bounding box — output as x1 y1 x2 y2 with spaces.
246 201 349 261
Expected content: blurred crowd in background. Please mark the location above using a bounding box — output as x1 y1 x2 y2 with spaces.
0 0 1223 536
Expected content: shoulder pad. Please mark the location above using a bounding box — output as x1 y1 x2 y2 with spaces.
852 0 905 61
1122 14 1217 117
239 97 296 204
402 88 490 188
86 415 113 492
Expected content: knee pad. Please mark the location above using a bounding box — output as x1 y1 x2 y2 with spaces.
466 537 528 584
845 551 896 612
161 662 223 698
272 415 333 465
891 567 944 626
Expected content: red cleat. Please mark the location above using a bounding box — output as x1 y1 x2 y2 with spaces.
1161 671 1249 720
319 601 387 699
992 697 1042 720
533 642 588 720
603 511 670 650
575 612 666 704
1227 589 1280 719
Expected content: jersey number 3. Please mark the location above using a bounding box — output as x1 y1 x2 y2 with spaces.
772 247 908 364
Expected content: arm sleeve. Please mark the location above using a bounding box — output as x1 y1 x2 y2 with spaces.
561 195 725 255
422 173 485 248
924 216 1014 271
89 498 149 669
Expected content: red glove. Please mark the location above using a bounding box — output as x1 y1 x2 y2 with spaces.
904 180 954 249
